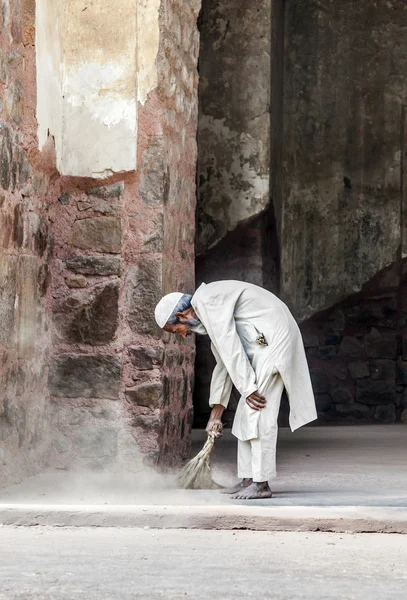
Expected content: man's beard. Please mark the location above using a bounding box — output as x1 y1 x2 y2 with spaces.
186 317 208 336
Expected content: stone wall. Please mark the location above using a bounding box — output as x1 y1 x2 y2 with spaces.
48 0 201 470
0 0 54 485
194 0 407 428
1 0 201 487
301 262 407 425
281 0 407 320
196 0 271 254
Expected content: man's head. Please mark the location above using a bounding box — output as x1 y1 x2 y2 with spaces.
154 293 204 339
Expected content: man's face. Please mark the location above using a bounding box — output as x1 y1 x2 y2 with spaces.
163 307 200 339
163 322 193 339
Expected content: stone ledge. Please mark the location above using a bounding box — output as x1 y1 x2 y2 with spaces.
1 505 406 534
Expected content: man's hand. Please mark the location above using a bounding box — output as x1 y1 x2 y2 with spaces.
206 404 225 438
246 391 267 411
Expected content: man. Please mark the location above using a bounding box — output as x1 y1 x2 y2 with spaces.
154 281 317 500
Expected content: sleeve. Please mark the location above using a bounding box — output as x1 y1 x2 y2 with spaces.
198 291 258 400
209 344 233 408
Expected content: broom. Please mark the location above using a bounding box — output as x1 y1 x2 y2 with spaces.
178 424 222 490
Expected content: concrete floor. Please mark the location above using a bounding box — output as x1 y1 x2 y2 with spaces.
1 425 406 507
0 426 406 531
1 527 407 599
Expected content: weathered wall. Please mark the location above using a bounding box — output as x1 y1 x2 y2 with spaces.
281 0 407 321
47 0 201 469
194 0 407 428
36 0 139 178
301 262 407 424
196 0 271 254
0 0 54 485
1 0 201 486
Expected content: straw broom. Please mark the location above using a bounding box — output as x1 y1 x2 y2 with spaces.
178 424 222 490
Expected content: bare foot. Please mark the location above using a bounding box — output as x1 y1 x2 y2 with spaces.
230 482 272 500
220 478 253 494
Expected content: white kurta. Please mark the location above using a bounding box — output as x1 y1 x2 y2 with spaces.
191 281 317 443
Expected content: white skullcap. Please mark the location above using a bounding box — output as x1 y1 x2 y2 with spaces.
154 292 184 329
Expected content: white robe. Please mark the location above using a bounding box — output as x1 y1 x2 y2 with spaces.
191 280 317 442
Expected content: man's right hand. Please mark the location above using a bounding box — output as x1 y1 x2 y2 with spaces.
246 391 267 411
206 404 225 438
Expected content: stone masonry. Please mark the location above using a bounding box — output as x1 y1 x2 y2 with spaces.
195 0 407 427
1 0 201 488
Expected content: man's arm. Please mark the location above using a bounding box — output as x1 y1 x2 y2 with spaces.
209 344 233 408
200 297 258 400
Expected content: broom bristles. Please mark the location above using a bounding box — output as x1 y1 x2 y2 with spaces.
178 432 221 490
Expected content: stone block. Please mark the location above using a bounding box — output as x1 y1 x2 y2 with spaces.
65 256 122 276
301 331 319 348
331 387 353 405
364 328 396 359
373 405 396 424
338 336 365 357
327 309 345 332
141 214 164 254
59 193 70 205
53 282 119 345
318 345 337 360
402 337 407 361
125 382 163 408
335 403 372 421
139 139 166 206
348 361 369 379
48 354 121 399
76 427 118 458
397 361 407 385
315 393 332 412
356 379 396 405
77 200 121 214
66 275 87 288
322 335 341 346
369 360 396 381
17 255 38 358
128 258 162 337
86 182 124 200
128 346 164 370
70 217 122 253
401 388 407 409
327 362 348 381
0 123 12 190
310 368 330 393
0 256 17 347
401 409 407 424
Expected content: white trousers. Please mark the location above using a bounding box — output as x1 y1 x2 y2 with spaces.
237 369 284 482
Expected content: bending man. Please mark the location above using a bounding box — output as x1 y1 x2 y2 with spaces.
154 280 317 500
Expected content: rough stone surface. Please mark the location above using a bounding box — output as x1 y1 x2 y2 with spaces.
48 355 121 399
86 182 124 200
125 383 163 408
65 256 122 277
65 275 87 288
197 0 271 252
70 217 122 254
356 379 396 406
281 0 407 320
127 258 162 338
128 346 164 371
53 282 119 345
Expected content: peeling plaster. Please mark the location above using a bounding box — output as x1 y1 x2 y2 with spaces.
36 0 161 178
137 0 160 105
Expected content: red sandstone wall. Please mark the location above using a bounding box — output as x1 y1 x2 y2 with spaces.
48 0 200 469
0 0 54 485
1 0 201 483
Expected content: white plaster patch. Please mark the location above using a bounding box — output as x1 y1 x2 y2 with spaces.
64 62 137 130
34 0 164 177
137 0 160 105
